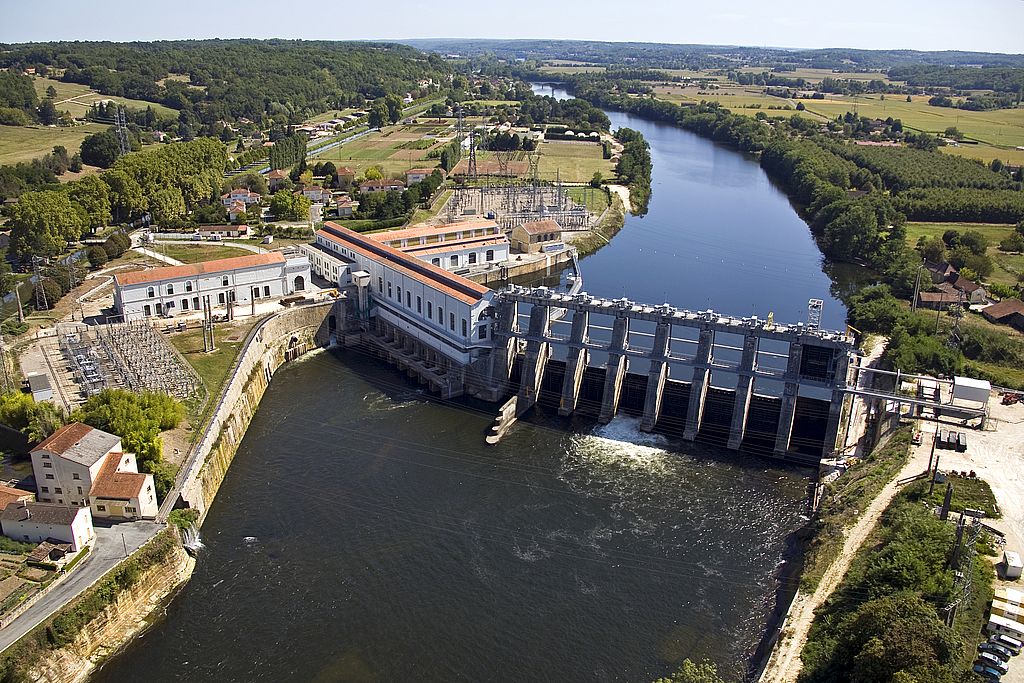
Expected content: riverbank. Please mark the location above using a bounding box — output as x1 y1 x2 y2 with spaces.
0 531 193 683
567 192 626 257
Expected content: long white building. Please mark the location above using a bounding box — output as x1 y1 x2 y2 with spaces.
314 222 495 365
368 220 510 271
113 251 311 321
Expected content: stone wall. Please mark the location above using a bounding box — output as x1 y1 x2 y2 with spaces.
176 299 343 522
26 543 194 683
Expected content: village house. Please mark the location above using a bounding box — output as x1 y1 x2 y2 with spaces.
0 484 33 509
983 299 1024 332
335 196 359 218
336 167 356 181
405 168 443 185
359 179 405 194
924 260 958 284
0 502 94 553
220 188 262 208
30 423 158 520
267 169 289 191
949 274 987 304
299 185 332 204
510 220 564 254
113 251 311 321
197 224 251 239
227 199 247 221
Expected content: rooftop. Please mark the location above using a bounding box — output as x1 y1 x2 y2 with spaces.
983 298 1024 320
113 252 286 287
32 423 119 467
1 501 84 526
0 485 31 510
90 456 148 500
516 219 562 236
404 235 509 257
318 222 489 305
369 220 500 243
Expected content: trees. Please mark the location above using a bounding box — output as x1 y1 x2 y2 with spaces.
149 187 187 226
653 659 725 683
79 129 121 168
37 100 58 126
64 174 111 230
384 94 404 123
269 190 310 221
7 190 86 258
368 101 388 129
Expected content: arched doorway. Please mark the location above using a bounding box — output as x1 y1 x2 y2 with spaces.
294 275 305 291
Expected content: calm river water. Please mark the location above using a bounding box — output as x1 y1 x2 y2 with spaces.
92 87 848 682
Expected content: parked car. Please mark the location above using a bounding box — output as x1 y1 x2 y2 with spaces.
977 652 1009 674
991 633 1023 655
974 663 1002 680
912 431 923 445
980 642 1014 662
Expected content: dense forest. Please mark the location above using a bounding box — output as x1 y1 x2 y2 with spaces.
0 40 451 124
889 65 1024 93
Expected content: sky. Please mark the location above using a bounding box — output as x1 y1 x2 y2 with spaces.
2 0 1022 54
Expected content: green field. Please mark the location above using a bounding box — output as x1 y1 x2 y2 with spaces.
0 122 106 165
798 94 1024 148
312 122 450 176
156 243 252 264
905 222 1023 287
32 77 177 119
737 67 891 83
409 189 453 225
535 140 616 183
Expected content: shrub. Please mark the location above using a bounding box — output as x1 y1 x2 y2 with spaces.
86 245 108 269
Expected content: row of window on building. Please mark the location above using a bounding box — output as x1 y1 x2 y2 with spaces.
429 250 496 268
143 278 231 298
376 276 486 340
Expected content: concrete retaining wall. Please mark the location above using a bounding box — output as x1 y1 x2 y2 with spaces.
175 300 342 522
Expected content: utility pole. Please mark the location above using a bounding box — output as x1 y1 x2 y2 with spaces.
911 261 924 312
928 453 941 495
14 285 24 323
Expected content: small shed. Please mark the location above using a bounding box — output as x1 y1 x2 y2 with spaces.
952 376 991 406
26 374 52 403
1005 551 1023 580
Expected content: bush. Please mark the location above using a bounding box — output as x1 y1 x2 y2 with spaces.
168 507 199 531
86 245 108 269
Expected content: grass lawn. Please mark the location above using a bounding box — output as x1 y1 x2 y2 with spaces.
312 122 450 176
168 321 251 419
536 140 616 184
0 122 106 165
920 475 1000 518
567 186 610 214
736 66 891 83
941 142 1024 166
156 243 252 264
652 85 800 116
408 189 453 225
32 76 177 119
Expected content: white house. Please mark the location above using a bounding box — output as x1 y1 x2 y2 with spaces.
315 222 496 365
1 502 94 553
32 422 122 508
359 179 405 194
405 168 441 185
30 422 159 520
220 188 261 208
113 251 311 321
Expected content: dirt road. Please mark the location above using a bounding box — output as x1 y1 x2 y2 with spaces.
760 441 930 683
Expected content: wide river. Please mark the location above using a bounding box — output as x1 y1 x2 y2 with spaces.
93 87 848 682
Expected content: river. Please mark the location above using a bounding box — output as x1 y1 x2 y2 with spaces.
92 87 848 683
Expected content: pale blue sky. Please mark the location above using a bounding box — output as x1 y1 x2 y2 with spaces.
2 0 1022 54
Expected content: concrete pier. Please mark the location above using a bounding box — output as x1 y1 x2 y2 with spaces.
728 334 759 449
640 322 672 432
773 342 802 457
558 310 590 416
598 317 630 423
683 329 714 441
516 305 552 416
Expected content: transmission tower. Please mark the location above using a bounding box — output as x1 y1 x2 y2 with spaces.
32 258 47 311
455 107 465 142
807 298 823 330
527 153 540 211
114 106 131 157
947 290 966 350
467 131 478 182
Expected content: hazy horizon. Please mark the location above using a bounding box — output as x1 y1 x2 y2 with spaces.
3 0 1021 55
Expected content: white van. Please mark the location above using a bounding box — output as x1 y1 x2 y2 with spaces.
987 614 1024 640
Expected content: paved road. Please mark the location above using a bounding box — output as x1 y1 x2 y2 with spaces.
0 520 163 653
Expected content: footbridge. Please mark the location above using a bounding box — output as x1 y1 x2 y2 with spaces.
487 287 858 464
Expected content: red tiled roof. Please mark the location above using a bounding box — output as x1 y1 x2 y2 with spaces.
360 179 405 188
983 299 1024 321
516 219 561 235
113 252 286 287
368 219 499 243
33 423 95 456
267 169 287 179
0 485 31 510
90 455 148 500
318 222 488 305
